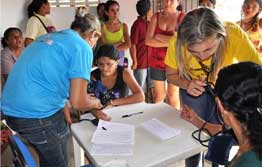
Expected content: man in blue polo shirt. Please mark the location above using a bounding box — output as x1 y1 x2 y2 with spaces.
2 14 103 167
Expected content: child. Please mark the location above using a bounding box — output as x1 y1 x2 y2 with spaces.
130 0 153 101
237 0 262 53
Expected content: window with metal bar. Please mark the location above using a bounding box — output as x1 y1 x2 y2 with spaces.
49 0 99 7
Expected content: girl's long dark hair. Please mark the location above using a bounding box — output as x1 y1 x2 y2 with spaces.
104 0 119 21
215 62 262 160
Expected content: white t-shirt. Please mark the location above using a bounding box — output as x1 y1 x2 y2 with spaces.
25 14 56 40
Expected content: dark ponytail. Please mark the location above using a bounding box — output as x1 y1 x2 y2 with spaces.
215 62 262 159
96 44 119 61
27 0 48 18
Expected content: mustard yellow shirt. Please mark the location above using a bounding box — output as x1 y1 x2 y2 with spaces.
103 23 124 44
165 22 262 80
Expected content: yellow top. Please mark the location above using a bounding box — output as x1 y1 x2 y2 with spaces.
103 23 124 44
165 22 262 80
245 19 262 52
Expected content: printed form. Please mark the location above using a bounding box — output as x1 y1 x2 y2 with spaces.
142 118 181 140
91 120 135 156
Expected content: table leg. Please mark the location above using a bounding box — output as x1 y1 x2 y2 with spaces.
73 137 85 167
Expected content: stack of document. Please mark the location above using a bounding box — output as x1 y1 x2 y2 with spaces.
142 118 181 140
91 120 135 156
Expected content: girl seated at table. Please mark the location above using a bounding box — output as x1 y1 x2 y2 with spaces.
181 62 262 166
90 44 145 120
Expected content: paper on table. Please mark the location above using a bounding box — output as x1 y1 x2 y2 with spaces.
97 120 135 131
91 130 134 145
91 144 133 156
91 120 135 145
142 118 181 140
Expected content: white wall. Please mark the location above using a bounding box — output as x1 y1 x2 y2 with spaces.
1 0 137 34
49 7 97 31
1 0 30 35
0 1 99 35
100 0 137 33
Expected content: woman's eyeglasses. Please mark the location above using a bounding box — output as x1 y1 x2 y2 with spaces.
94 31 101 39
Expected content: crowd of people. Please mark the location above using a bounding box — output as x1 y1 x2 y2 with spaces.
1 0 262 167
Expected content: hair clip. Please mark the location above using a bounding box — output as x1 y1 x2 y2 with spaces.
257 107 262 116
76 6 89 18
222 86 235 100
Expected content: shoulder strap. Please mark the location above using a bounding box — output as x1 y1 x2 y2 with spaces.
92 68 101 81
33 15 49 33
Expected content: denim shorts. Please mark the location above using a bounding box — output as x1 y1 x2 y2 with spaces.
5 110 71 167
150 68 166 81
134 68 153 89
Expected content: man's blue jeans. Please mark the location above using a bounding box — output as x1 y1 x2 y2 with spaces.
134 68 153 89
5 110 70 167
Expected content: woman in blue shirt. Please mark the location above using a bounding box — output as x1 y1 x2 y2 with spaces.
2 13 103 167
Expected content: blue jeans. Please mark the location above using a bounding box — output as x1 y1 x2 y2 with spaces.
180 88 220 167
180 89 220 124
5 110 70 167
134 68 153 89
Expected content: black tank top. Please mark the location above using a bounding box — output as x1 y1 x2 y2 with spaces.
92 66 128 98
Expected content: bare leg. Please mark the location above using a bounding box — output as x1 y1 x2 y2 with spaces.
167 83 180 109
152 80 166 103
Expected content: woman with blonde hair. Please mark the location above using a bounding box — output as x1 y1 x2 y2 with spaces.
165 7 262 167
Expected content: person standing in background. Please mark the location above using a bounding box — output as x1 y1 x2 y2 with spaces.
97 2 106 24
2 13 102 167
24 0 56 46
198 0 216 8
237 0 262 53
145 0 185 109
100 0 131 67
130 0 154 101
1 27 23 87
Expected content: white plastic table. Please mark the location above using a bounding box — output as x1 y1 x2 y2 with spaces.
71 102 205 167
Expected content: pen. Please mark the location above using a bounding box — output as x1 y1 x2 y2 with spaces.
122 111 143 118
102 127 107 130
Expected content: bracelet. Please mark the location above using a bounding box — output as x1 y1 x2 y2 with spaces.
185 80 190 90
111 100 118 107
